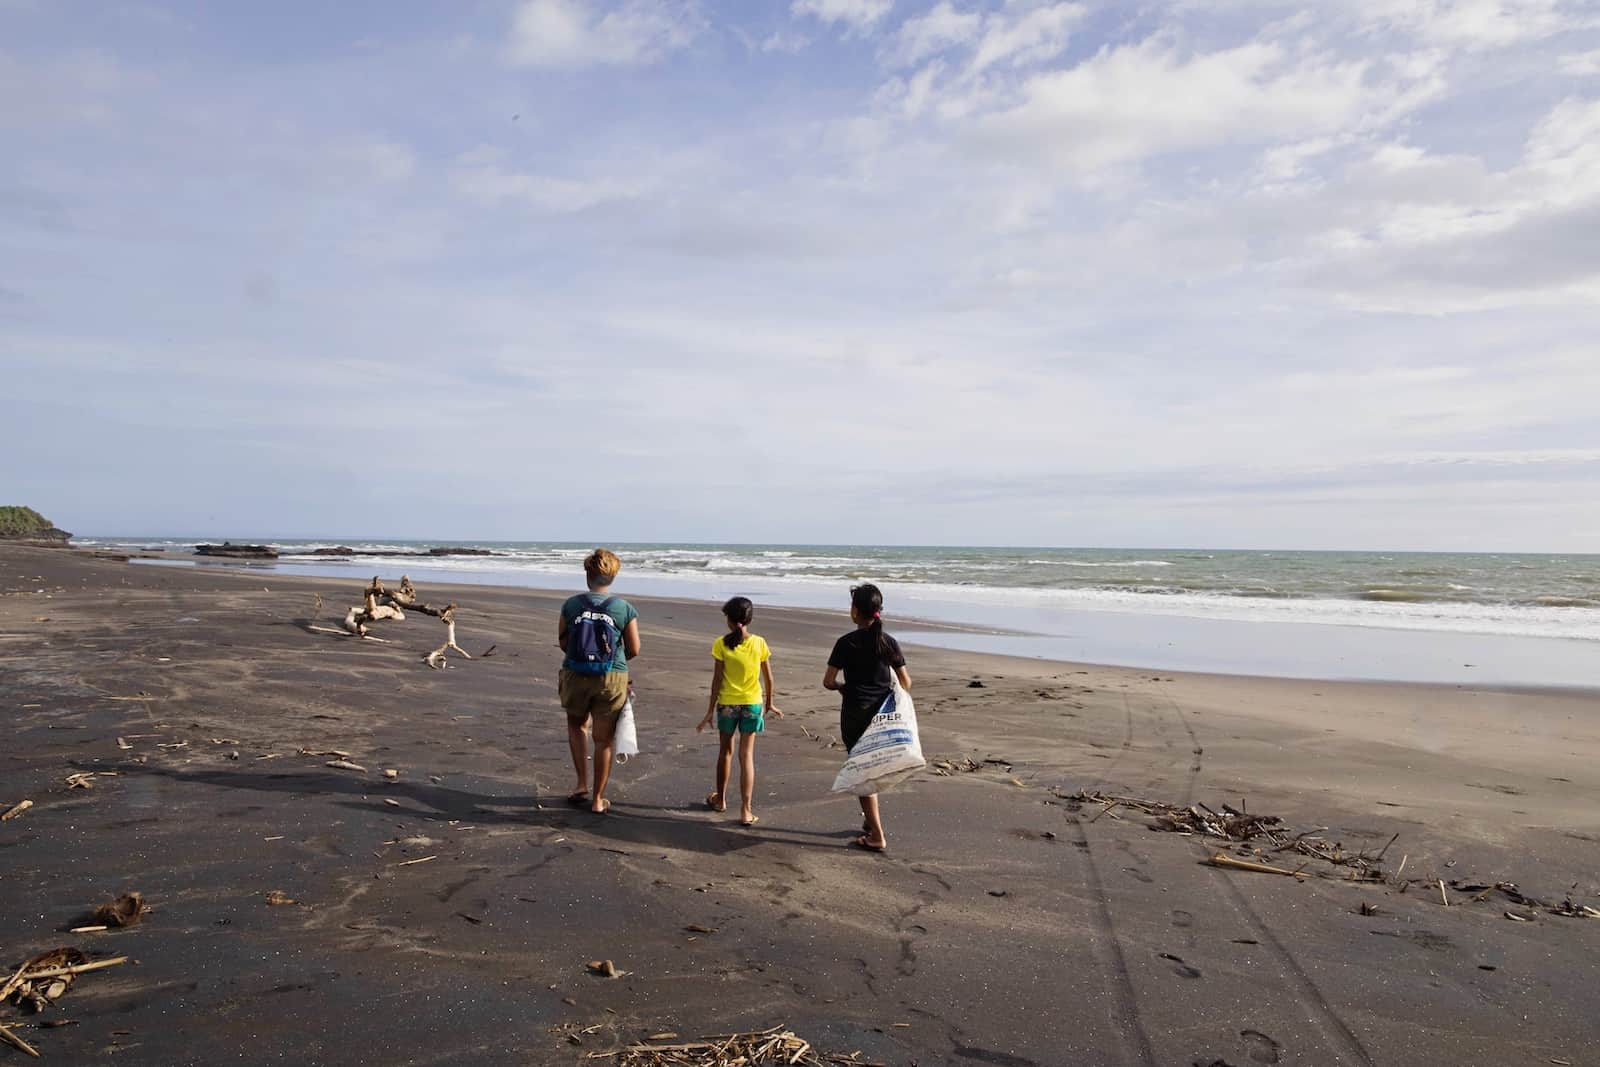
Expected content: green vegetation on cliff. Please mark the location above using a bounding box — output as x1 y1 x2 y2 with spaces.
0 506 71 541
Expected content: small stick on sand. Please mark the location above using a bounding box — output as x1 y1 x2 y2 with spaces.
397 855 437 866
70 925 109 934
1 799 34 822
20 956 130 981
1439 880 1449 907
0 1021 40 1058
1208 852 1308 878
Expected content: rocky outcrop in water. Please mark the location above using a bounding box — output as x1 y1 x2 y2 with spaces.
195 542 278 559
0 506 71 546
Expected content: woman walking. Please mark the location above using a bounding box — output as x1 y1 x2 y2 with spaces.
822 583 911 851
556 548 641 814
698 596 782 827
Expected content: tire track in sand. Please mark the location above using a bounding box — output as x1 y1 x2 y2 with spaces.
1061 811 1159 1067
1190 838 1375 1065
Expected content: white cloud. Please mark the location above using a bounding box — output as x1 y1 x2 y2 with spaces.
889 1 980 65
338 137 415 183
760 28 812 53
969 41 1380 174
791 0 894 31
505 0 701 67
1356 0 1597 49
451 153 650 212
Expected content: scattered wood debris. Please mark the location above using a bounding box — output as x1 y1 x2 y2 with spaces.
65 772 95 790
2 947 129 1040
929 756 981 776
0 1021 38 1058
325 759 367 773
264 890 296 906
1 800 34 822
587 960 626 979
1059 790 1393 881
584 1025 883 1066
92 893 149 928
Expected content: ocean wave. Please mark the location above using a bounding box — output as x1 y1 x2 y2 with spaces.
1025 559 1174 568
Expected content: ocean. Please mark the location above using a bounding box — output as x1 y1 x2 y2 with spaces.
98 540 1600 686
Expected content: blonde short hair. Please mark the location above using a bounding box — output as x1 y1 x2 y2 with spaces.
584 548 621 584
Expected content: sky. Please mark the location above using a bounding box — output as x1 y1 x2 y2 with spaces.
3 0 1599 551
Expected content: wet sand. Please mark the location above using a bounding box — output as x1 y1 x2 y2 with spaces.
1 544 1597 1065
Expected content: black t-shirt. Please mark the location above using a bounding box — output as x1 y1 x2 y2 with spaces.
828 628 906 719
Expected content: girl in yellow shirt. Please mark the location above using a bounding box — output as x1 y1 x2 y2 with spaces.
698 596 782 826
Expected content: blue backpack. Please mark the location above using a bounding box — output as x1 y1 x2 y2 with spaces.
566 596 619 674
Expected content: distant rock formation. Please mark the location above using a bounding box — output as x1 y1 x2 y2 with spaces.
428 547 496 556
0 506 72 546
195 542 278 559
310 546 356 555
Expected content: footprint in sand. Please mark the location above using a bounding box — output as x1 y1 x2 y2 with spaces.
1240 1029 1282 1064
1159 952 1202 979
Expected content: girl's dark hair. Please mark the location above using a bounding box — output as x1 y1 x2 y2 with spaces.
722 596 754 650
850 584 894 663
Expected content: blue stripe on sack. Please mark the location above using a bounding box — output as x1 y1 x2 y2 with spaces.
852 730 913 755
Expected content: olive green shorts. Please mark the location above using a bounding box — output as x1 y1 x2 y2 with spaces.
559 670 628 742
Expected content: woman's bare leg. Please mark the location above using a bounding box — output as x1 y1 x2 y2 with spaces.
590 715 617 813
566 716 590 796
738 732 758 824
858 794 885 848
711 732 734 810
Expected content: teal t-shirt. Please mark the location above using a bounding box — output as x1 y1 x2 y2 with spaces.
560 593 638 673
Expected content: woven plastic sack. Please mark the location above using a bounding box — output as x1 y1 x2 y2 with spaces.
614 695 639 763
830 682 925 795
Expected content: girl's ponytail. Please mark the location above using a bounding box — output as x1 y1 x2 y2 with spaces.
721 596 754 651
850 584 894 663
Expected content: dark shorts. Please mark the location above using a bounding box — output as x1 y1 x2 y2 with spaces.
841 705 876 752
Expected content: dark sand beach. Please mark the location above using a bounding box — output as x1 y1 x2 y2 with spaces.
2 544 1597 1065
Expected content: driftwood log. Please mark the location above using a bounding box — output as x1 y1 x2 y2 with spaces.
314 576 474 669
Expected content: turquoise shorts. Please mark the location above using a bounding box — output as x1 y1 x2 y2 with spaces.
716 704 765 735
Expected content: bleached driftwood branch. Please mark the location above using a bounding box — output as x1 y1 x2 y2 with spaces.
315 576 473 670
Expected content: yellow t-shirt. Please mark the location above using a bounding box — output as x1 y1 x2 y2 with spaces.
712 633 770 705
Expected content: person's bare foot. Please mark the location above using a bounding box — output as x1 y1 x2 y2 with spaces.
852 834 887 852
740 812 759 827
590 798 611 815
705 793 726 812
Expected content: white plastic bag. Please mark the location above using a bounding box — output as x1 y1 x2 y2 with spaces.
830 682 925 795
613 695 639 763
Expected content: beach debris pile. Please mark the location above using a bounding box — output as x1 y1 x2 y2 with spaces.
1 948 130 1056
928 756 982 776
1057 790 1394 881
305 575 475 669
1 800 32 822
1444 880 1600 921
583 1025 884 1066
90 893 149 929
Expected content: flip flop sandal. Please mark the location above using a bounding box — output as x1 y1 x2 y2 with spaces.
852 835 887 853
590 799 611 815
740 815 760 827
706 794 727 812
566 791 589 808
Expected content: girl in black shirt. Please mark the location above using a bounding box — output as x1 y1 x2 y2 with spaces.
823 583 912 852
